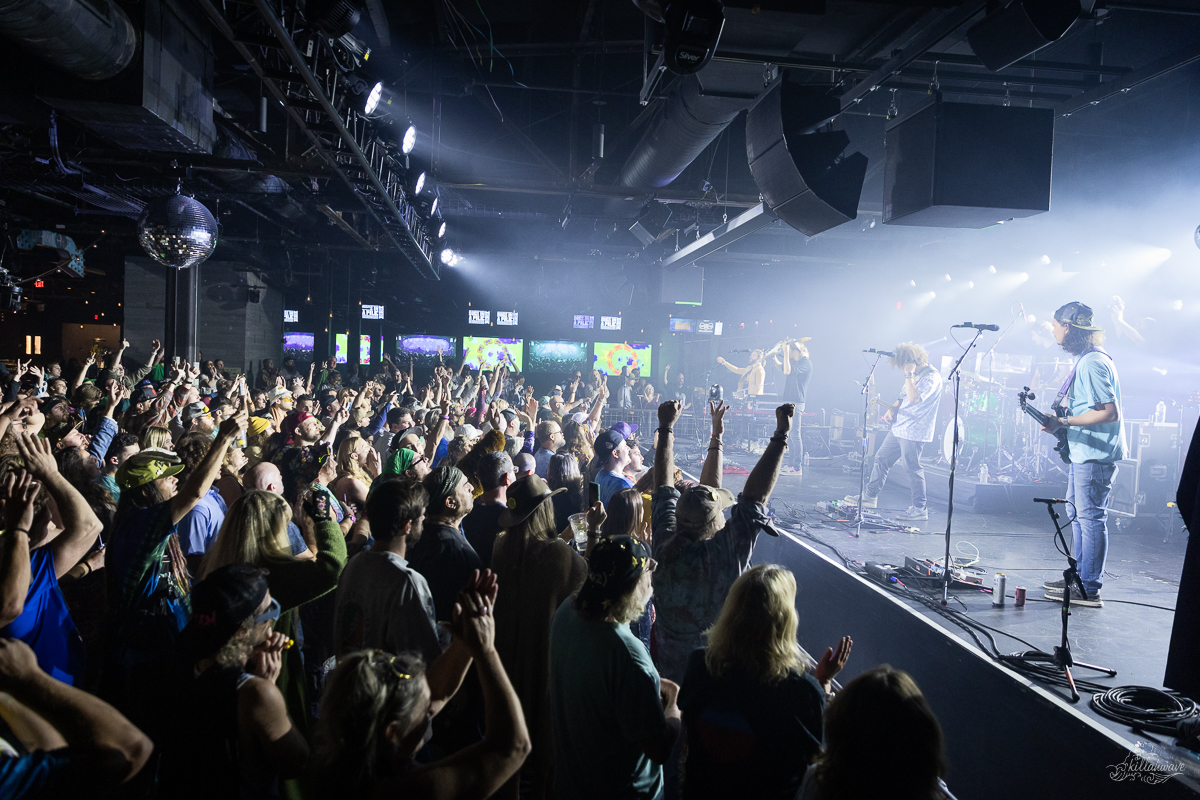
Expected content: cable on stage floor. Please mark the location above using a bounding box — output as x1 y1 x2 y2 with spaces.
1090 686 1199 736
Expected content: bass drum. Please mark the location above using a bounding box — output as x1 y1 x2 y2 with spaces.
942 417 1002 464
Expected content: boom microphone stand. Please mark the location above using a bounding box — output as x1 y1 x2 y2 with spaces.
998 499 1116 702
855 350 888 538
940 329 985 605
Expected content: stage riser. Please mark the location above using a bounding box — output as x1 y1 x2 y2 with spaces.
751 533 1200 799
890 464 1068 512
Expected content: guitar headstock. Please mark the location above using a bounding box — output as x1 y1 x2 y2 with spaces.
1017 386 1035 409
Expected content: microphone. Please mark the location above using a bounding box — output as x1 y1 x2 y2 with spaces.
863 348 895 356
952 322 1000 331
1033 497 1069 505
1018 303 1027 321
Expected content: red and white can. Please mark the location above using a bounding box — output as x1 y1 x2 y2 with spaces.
1014 586 1027 607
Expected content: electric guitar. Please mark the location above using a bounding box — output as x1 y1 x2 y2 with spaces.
1018 387 1070 463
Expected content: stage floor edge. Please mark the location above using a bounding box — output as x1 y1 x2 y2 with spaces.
753 530 1200 799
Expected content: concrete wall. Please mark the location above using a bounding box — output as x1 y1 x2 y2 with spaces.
124 256 282 377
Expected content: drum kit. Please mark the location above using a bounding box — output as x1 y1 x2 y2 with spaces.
936 356 1074 480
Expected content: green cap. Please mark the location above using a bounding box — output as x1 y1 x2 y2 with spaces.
116 447 185 490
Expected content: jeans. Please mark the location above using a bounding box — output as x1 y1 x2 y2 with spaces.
1067 461 1117 595
866 433 927 511
789 403 805 465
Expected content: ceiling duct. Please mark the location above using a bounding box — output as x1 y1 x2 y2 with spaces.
618 60 770 191
0 0 137 81
745 79 868 237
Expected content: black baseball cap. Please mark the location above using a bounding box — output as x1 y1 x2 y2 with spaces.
176 564 269 660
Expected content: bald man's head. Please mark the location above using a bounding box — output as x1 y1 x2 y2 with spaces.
513 453 536 478
247 462 284 495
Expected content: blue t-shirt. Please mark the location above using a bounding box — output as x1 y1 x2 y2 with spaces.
0 549 83 685
286 520 310 555
549 599 666 800
534 447 555 479
0 746 96 798
1064 351 1126 464
597 470 635 507
178 488 228 558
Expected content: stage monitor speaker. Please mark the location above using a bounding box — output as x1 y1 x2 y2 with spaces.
659 263 704 305
746 80 868 237
967 0 1082 72
883 99 1054 229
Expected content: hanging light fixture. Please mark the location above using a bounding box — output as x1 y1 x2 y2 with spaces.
137 190 218 269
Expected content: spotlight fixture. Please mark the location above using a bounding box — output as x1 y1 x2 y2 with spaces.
310 0 364 40
414 172 426 195
438 221 447 239
347 77 383 117
440 248 461 267
430 196 439 216
402 124 417 155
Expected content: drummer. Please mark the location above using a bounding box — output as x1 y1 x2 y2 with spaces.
844 342 943 522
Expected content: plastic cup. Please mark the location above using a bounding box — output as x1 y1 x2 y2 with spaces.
568 513 589 546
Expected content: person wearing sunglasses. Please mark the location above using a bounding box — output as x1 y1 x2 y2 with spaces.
157 563 308 799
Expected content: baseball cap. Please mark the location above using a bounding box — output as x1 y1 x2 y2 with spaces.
116 447 185 490
677 484 745 535
43 414 83 447
267 387 293 404
41 396 71 417
456 424 481 440
175 564 270 660
181 402 211 425
1054 301 1103 332
130 383 157 405
595 429 625 456
610 421 639 440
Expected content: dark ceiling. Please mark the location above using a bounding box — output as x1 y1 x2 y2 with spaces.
0 0 1198 328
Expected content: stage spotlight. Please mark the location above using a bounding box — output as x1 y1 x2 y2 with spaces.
1174 299 1184 311
1040 255 1051 264
441 248 453 265
430 196 439 217
988 265 997 274
968 281 975 289
402 124 417 155
346 77 383 117
944 274 952 282
929 291 937 299
310 0 363 39
1020 272 1030 282
413 172 426 195
438 221 447 239
909 280 916 287
1027 314 1037 323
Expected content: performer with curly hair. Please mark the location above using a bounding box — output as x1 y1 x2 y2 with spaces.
844 342 942 522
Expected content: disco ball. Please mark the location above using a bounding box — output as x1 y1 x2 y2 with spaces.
138 194 218 269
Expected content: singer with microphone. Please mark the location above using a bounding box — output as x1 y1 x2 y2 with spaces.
844 342 943 522
1037 301 1127 608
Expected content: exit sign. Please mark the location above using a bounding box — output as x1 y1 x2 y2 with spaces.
34 280 44 288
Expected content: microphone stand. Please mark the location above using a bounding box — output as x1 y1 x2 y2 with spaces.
998 500 1116 702
978 314 1020 474
941 329 985 605
855 353 886 538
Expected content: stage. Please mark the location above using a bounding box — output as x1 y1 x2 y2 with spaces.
706 444 1199 798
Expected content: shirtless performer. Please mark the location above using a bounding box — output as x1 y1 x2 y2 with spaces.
716 350 766 398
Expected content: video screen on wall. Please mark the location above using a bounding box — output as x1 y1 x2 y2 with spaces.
334 334 349 365
528 340 588 373
397 335 456 369
283 332 314 362
593 342 653 377
462 337 523 371
359 335 372 365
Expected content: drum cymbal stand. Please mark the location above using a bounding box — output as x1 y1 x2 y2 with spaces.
979 312 1019 472
853 352 887 539
941 328 986 606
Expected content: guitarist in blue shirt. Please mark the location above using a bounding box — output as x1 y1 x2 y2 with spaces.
1040 302 1127 608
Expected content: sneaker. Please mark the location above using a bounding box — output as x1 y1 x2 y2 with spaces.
780 465 803 476
1043 578 1066 591
843 494 877 508
897 506 928 521
1044 585 1103 607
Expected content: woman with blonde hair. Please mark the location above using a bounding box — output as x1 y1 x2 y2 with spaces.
678 564 852 800
139 424 173 451
799 665 949 800
201 489 347 766
546 453 585 533
328 431 379 510
560 419 593 468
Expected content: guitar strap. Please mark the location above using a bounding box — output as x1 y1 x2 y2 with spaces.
1053 347 1112 413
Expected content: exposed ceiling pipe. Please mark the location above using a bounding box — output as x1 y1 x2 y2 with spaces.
0 0 137 81
618 65 768 191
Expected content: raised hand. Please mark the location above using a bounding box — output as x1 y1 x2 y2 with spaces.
120 338 130 350
28 366 44 384
151 339 162 353
814 635 853 688
585 501 606 532
14 433 59 480
709 400 729 436
218 409 249 439
1 469 41 535
658 400 683 428
775 403 795 433
247 630 288 684
450 587 496 659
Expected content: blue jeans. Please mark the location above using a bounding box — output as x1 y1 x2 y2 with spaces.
1067 461 1118 595
866 433 927 511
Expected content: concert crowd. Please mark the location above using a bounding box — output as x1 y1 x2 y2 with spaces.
0 341 957 800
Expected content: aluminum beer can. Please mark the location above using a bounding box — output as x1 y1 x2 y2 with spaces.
1014 586 1026 607
992 572 1007 607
